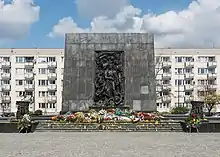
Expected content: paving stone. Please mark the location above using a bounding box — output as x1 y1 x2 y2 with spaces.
0 132 220 157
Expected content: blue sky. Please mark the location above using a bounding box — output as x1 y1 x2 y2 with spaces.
2 0 219 48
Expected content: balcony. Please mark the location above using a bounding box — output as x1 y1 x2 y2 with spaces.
156 86 162 92
162 84 171 91
1 73 11 80
48 73 57 80
162 73 171 80
1 96 11 103
48 85 57 91
23 96 33 102
156 97 162 103
207 61 217 68
184 62 194 68
47 62 57 69
184 84 194 91
1 62 11 69
162 96 171 103
184 95 193 103
162 62 171 68
208 73 217 80
2 85 11 91
209 84 217 90
24 62 34 69
24 84 34 91
184 73 194 80
24 73 34 80
47 96 57 103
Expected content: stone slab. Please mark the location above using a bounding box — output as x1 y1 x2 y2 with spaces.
63 33 156 112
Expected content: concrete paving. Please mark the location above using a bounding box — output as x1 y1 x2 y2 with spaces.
0 132 220 157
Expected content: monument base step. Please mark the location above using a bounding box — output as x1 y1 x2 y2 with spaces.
36 121 183 132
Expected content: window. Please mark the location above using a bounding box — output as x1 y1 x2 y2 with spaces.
208 57 215 62
39 68 47 74
198 68 208 74
24 57 34 62
39 91 48 97
16 91 25 97
47 57 56 62
162 57 170 62
175 57 183 62
2 92 10 96
185 68 193 73
48 80 56 85
3 69 10 73
163 69 170 73
0 57 10 62
198 56 216 62
175 68 184 74
39 103 47 108
175 79 184 86
15 68 24 74
38 57 47 63
48 69 56 73
26 80 33 85
185 80 193 85
61 57 64 62
38 80 48 86
185 92 192 96
16 80 24 86
61 68 64 74
49 103 56 108
2 80 10 85
48 91 56 96
25 69 33 73
163 80 170 85
185 57 194 62
16 57 25 63
26 92 33 96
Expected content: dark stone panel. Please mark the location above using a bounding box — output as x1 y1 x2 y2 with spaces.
63 33 156 112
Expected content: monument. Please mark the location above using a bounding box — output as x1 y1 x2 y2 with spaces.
62 33 156 112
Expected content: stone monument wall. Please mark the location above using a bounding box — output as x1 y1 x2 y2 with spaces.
63 33 156 112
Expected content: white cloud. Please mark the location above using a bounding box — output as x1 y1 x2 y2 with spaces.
0 0 40 40
49 0 220 48
48 17 87 38
75 0 129 18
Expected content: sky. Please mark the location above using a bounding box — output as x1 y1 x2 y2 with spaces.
1 0 220 48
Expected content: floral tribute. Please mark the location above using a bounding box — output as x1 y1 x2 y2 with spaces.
185 113 208 132
186 114 201 128
51 108 163 123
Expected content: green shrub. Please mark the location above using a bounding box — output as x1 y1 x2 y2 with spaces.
170 106 189 114
33 110 43 116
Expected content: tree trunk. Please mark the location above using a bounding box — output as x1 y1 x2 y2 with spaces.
207 105 213 116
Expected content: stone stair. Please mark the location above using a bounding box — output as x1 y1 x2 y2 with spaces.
36 121 184 132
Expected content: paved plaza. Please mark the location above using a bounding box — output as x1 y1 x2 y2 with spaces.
0 132 220 157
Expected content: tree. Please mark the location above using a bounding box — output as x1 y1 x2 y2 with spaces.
204 93 220 116
198 79 218 115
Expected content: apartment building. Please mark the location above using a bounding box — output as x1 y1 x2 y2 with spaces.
0 49 64 114
156 48 220 113
0 48 219 114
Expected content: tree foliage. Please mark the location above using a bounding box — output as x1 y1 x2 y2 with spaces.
170 106 189 114
204 93 220 115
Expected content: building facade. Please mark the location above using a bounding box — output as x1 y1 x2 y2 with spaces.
0 49 64 114
156 48 220 113
0 48 219 114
